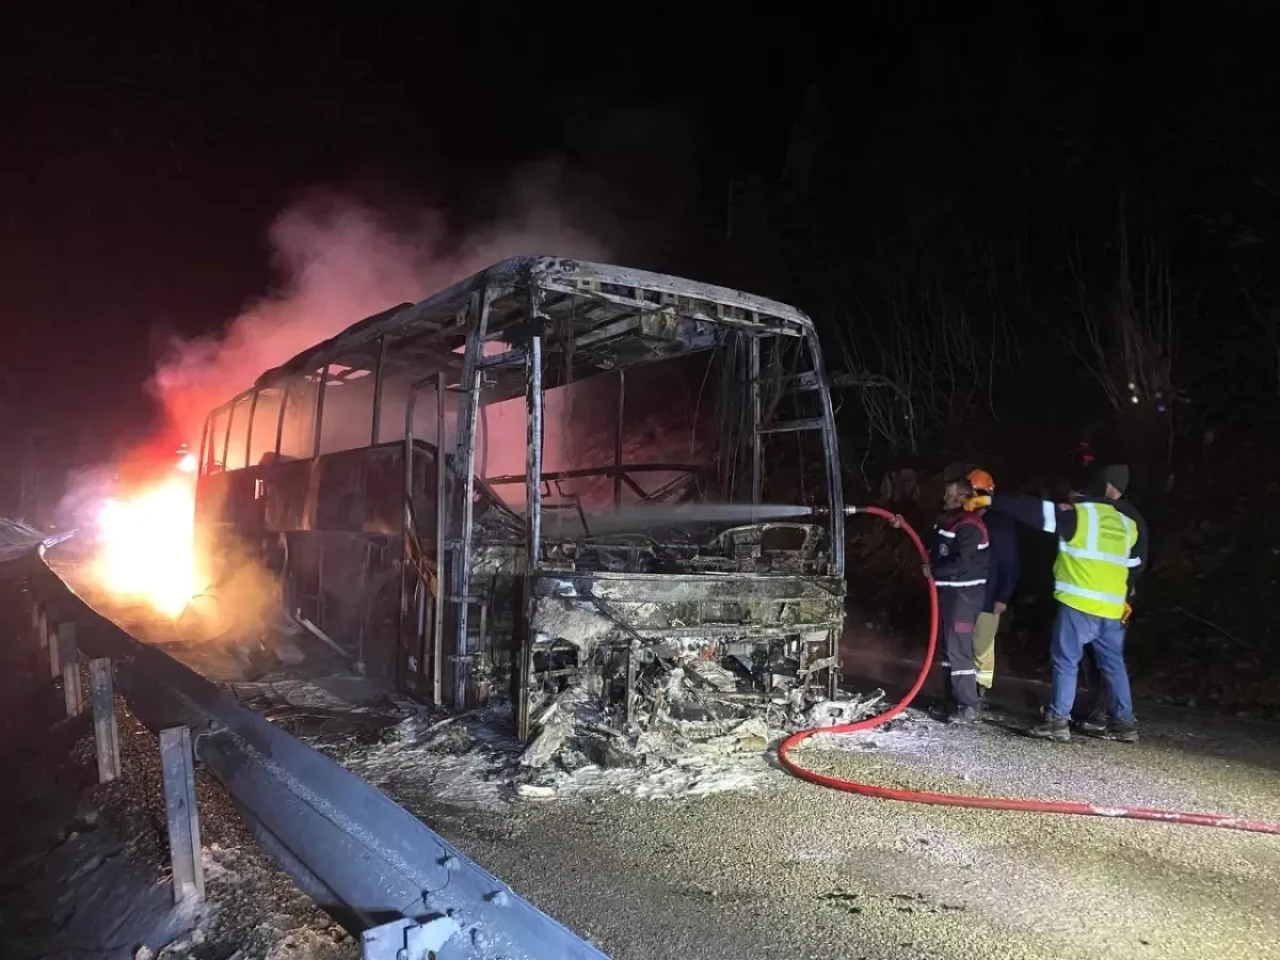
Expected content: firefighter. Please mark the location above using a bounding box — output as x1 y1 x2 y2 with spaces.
988 468 1142 743
927 477 991 723
964 468 1020 704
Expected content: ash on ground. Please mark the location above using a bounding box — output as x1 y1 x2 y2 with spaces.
314 669 889 807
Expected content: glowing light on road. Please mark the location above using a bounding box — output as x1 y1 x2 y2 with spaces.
92 474 204 618
177 452 198 473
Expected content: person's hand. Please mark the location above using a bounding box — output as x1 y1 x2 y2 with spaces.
1122 602 1133 624
963 494 992 512
993 601 1007 616
922 563 933 580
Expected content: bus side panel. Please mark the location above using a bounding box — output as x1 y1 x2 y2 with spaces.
199 443 409 690
264 459 314 531
301 445 407 685
317 530 371 665
193 471 230 561
362 535 401 686
194 468 260 583
360 449 408 687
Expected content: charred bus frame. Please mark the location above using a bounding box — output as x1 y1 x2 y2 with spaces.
195 257 846 738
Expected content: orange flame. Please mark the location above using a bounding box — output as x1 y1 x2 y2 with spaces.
93 473 207 618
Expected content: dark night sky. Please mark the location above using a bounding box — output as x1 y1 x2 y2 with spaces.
2 5 1273 472
0 5 820 449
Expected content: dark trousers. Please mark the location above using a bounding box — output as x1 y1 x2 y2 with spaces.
938 585 983 709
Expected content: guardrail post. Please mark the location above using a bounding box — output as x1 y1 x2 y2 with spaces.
90 658 121 783
160 726 204 903
59 622 83 716
43 611 58 677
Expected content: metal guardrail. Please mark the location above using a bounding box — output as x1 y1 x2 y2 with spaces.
15 549 609 960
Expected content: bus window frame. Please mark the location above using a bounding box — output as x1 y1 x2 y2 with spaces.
245 384 287 467
223 391 255 472
244 390 260 468
371 336 387 447
312 364 328 459
197 417 210 479
204 403 232 475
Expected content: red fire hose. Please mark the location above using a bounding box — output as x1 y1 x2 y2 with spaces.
777 505 1280 836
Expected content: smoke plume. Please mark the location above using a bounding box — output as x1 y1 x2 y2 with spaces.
150 180 608 443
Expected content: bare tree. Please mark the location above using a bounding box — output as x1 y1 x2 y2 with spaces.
827 285 1002 487
1068 211 1176 460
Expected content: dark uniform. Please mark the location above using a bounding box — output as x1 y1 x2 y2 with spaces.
930 509 992 712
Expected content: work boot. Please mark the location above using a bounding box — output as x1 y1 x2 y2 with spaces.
948 704 980 724
1106 720 1139 744
1029 715 1071 742
928 701 956 723
1078 711 1108 736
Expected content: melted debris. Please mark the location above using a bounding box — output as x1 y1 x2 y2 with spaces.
315 688 888 807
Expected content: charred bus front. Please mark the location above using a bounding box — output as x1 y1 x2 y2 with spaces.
195 257 846 738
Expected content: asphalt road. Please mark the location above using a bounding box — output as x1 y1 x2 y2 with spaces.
417 706 1280 960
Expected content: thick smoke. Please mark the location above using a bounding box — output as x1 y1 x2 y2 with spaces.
150 182 608 443
54 178 608 627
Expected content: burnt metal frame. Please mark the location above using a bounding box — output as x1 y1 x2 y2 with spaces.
202 359 379 479
511 281 845 726
402 370 449 703
195 257 846 716
244 390 260 469
196 419 210 482
449 287 496 707
507 331 844 569
613 369 625 506
807 326 845 574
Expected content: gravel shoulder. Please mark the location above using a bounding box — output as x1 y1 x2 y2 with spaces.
0 566 356 960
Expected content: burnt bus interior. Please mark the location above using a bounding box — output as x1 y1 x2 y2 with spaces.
195 257 846 738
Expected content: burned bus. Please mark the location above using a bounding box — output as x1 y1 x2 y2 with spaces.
195 257 846 737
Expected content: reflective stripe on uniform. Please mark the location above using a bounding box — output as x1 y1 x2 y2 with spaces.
1063 503 1139 564
936 579 987 587
976 542 989 550
1041 501 1057 533
950 669 978 677
936 528 956 538
1060 544 1142 566
1054 580 1127 606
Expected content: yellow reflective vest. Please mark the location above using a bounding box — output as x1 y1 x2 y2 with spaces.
1053 502 1140 620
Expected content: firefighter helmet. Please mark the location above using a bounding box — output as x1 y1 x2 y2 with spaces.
966 468 995 495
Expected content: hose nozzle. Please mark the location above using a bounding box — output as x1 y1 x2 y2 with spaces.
804 506 863 518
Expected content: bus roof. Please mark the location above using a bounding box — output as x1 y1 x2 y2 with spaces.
254 256 814 390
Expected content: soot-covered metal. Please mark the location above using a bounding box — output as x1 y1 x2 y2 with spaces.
194 257 847 746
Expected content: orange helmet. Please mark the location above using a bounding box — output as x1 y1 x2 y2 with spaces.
967 468 995 494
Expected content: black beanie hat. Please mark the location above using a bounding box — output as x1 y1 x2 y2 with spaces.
1102 464 1130 495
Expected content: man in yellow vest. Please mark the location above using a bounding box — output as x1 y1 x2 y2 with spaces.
987 465 1143 743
